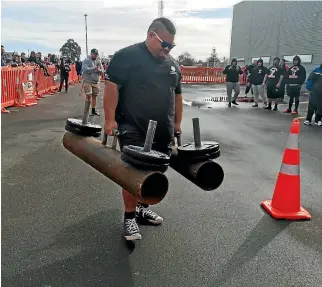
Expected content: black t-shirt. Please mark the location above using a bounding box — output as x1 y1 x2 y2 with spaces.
249 66 268 85
105 42 182 144
267 65 284 89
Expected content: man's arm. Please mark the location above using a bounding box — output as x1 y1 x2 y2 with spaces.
277 69 284 86
174 78 183 130
81 58 95 73
103 50 131 123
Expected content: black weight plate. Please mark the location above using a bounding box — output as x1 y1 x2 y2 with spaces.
122 145 170 165
66 118 102 133
121 153 168 173
177 141 219 157
178 149 221 162
65 124 101 137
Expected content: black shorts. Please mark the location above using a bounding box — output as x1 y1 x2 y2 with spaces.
267 86 282 99
118 124 172 156
287 85 301 98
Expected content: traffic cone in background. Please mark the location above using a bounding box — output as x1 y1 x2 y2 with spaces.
261 119 311 220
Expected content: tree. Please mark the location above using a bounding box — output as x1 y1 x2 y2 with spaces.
207 47 220 67
177 52 196 66
59 39 81 61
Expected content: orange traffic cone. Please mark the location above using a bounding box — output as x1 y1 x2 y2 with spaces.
261 119 311 220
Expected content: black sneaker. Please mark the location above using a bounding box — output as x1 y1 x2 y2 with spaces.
273 105 278 111
136 204 163 225
228 102 232 107
124 218 142 241
252 103 258 107
265 105 272 110
232 100 239 105
91 110 100 116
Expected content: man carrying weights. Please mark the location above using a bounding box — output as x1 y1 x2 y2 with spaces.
82 49 104 116
104 17 183 241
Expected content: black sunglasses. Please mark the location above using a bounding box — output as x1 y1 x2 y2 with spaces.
153 31 176 50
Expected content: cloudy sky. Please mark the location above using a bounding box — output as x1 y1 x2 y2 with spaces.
1 0 241 61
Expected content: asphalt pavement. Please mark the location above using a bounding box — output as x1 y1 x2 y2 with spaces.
2 83 322 287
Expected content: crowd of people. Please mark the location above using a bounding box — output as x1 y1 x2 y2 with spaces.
224 56 322 126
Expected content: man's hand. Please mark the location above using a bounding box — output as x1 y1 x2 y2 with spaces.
104 120 118 135
174 123 182 135
276 83 281 89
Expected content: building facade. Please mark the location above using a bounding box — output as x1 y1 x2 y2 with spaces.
230 1 322 72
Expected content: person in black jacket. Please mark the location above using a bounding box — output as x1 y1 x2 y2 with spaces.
75 58 82 82
58 57 71 93
223 58 244 107
283 56 306 114
249 59 268 108
245 60 257 95
263 57 284 111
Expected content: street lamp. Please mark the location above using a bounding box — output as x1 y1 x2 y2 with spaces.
84 14 88 56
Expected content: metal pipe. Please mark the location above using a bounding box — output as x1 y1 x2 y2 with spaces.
192 118 202 148
84 14 88 56
81 100 91 125
170 151 224 191
143 120 157 152
63 132 169 205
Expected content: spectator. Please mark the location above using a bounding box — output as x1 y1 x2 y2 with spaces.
245 59 257 96
28 51 50 76
11 53 24 67
304 63 322 126
75 57 82 82
223 58 244 107
21 52 26 64
279 59 289 103
1 45 9 66
283 55 306 115
58 57 71 93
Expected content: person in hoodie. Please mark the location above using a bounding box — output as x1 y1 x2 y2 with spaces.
223 58 244 107
82 48 104 116
75 58 82 82
249 58 268 108
245 59 257 96
263 57 284 111
304 63 322 126
58 57 71 93
283 56 306 115
279 59 289 103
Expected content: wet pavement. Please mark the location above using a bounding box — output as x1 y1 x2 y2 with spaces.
2 83 322 287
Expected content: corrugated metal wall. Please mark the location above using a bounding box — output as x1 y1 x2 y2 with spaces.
230 1 322 72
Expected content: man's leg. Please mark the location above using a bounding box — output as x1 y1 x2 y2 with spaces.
226 82 233 107
65 74 69 92
293 89 301 114
304 97 316 125
232 82 240 105
259 84 267 107
119 129 164 241
58 75 64 92
265 87 273 110
83 83 92 121
252 85 259 107
284 86 294 113
91 84 100 116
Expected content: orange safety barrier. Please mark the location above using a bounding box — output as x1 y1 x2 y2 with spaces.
1 65 78 113
180 66 247 85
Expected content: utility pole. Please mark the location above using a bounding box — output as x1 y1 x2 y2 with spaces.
158 1 164 17
84 14 88 56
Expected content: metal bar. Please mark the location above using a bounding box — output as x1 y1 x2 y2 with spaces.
192 118 202 148
63 132 169 205
143 120 157 152
82 100 91 125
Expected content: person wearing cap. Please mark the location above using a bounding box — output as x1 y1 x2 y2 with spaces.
1 45 9 66
223 58 244 107
263 57 284 111
283 55 307 115
81 48 104 116
104 17 182 241
304 62 322 126
249 58 268 108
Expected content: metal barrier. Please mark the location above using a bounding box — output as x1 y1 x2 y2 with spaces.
180 66 247 85
1 65 78 113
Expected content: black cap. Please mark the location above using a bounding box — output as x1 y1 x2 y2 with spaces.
91 48 98 54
